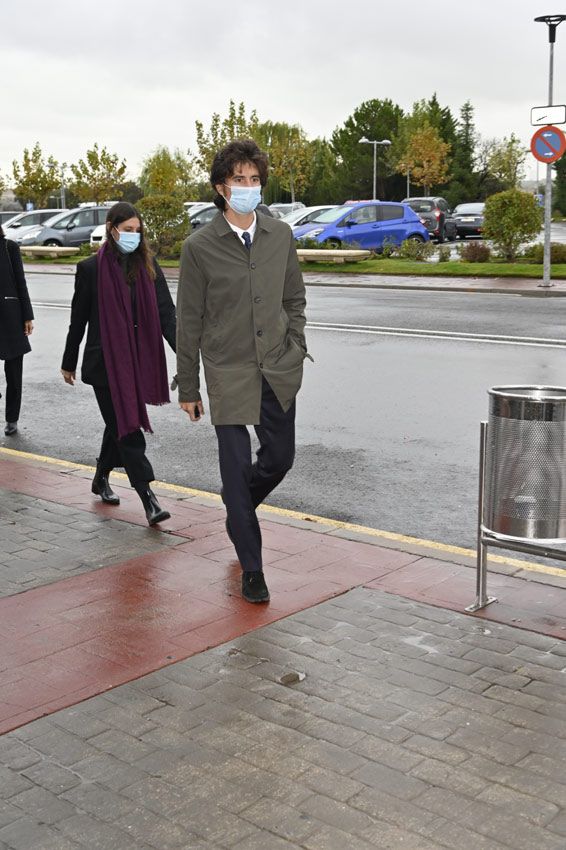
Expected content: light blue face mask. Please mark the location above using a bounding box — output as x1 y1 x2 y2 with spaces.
225 184 262 215
114 230 141 254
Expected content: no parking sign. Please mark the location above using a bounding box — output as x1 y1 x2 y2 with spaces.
530 125 566 163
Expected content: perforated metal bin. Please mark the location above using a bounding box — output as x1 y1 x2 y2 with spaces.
484 386 566 541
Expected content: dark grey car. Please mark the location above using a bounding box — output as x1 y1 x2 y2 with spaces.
402 197 457 243
453 203 485 239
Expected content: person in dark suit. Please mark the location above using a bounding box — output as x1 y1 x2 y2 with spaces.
0 226 34 436
61 202 176 525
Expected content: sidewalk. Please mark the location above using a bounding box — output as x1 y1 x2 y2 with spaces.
23 262 566 296
1 449 566 849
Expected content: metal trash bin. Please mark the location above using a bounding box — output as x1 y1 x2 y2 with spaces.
485 385 566 541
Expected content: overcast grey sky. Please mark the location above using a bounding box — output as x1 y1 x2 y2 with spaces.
2 0 564 184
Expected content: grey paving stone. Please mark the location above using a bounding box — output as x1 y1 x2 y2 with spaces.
0 489 179 596
3 586 566 849
240 797 319 843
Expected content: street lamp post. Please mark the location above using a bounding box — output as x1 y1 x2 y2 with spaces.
535 14 566 287
359 137 392 200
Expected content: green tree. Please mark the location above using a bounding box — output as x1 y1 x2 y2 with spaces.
136 194 189 258
302 139 339 205
397 125 451 195
140 146 198 198
446 101 479 208
12 143 61 208
195 100 260 172
69 143 127 203
0 171 6 200
256 122 311 202
116 180 144 204
331 99 405 201
483 189 543 260
487 134 526 190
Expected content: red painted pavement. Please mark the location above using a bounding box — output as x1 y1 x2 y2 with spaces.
1 453 566 735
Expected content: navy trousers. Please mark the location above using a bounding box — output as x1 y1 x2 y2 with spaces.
215 379 296 572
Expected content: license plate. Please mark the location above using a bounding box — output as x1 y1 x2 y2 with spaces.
460 216 476 222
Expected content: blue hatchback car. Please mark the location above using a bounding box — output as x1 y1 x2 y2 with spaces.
293 201 429 251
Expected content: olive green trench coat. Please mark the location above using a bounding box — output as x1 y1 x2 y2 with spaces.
176 211 311 425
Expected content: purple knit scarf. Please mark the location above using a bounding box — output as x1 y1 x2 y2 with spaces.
97 243 169 439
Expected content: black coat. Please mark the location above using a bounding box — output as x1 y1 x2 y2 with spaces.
0 238 34 360
61 253 176 387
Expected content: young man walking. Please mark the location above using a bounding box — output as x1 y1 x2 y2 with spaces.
176 139 311 603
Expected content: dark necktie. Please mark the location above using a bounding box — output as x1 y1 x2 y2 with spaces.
242 231 252 251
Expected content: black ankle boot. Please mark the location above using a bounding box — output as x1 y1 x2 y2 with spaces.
138 488 171 526
91 468 120 505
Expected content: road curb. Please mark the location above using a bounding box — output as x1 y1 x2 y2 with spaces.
23 264 566 296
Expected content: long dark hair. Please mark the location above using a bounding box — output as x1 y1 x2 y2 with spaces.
105 202 155 281
0 225 4 239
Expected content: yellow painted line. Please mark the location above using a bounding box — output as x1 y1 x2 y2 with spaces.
1 446 565 579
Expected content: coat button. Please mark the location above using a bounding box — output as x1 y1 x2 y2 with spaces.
254 296 261 303
259 362 264 368
257 329 263 337
250 262 256 269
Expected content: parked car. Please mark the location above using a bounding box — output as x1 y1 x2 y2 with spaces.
269 202 305 216
0 211 22 227
188 203 219 231
452 202 485 238
189 203 276 231
90 223 107 249
3 209 67 243
293 201 429 251
402 197 456 242
183 201 209 213
280 205 337 229
19 206 111 247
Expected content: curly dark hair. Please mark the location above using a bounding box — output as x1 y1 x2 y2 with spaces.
210 139 269 211
105 202 155 281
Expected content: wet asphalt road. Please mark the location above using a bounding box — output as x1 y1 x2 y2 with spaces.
4 274 566 550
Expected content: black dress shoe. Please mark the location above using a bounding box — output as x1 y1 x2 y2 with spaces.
138 488 171 526
242 571 270 603
4 422 17 436
91 469 120 505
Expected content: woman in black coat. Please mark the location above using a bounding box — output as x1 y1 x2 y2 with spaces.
61 202 176 526
0 226 34 436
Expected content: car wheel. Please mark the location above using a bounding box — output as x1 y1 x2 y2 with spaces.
408 234 425 243
44 239 62 247
327 239 341 249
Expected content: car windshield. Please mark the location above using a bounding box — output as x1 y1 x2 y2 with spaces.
311 206 351 223
407 200 434 212
455 204 484 214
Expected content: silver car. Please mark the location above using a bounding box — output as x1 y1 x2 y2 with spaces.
20 206 110 247
4 209 66 243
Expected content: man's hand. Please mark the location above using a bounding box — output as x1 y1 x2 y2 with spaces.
179 401 205 422
24 321 34 336
61 369 75 385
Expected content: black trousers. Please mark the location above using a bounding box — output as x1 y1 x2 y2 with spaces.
3 356 23 423
215 379 296 572
93 385 154 488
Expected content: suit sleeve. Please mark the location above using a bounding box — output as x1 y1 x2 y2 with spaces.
282 232 307 350
154 262 176 352
176 239 206 403
7 241 34 321
61 262 91 372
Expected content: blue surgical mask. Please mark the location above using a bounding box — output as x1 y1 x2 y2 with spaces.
114 230 141 254
224 184 262 215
